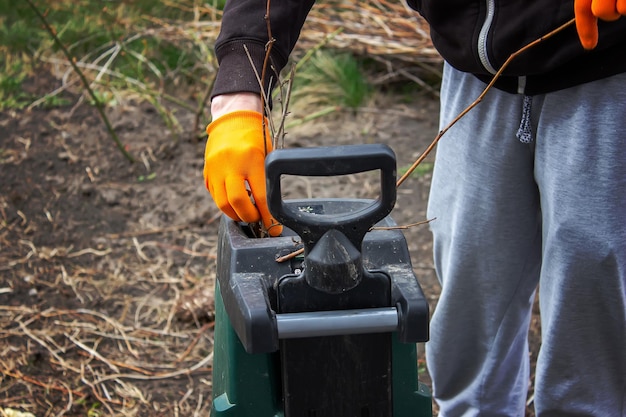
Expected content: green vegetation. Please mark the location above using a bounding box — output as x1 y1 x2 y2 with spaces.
0 0 440 157
0 56 30 109
0 1 393 116
0 0 216 112
290 50 371 112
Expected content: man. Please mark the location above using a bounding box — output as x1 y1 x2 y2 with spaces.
204 1 626 415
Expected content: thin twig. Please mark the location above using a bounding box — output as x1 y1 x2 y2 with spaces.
15 320 81 374
261 0 276 151
275 247 304 263
93 351 213 384
66 334 120 373
74 309 140 358
75 351 154 375
370 218 435 230
396 18 576 187
193 75 216 140
0 369 85 398
175 322 215 363
274 65 296 148
24 0 136 163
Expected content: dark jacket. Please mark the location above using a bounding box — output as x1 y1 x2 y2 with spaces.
212 0 626 98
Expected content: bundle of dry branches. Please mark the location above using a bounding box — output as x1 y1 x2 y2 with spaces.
167 0 439 61
299 0 443 87
160 0 442 83
300 0 440 65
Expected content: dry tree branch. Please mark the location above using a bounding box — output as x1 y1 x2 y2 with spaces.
261 0 276 155
275 247 304 263
276 219 436 262
243 45 273 118
24 0 136 163
270 17 575 241
396 18 576 187
370 218 435 231
254 6 574 240
273 65 296 149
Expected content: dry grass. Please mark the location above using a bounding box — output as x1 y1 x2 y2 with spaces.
153 0 442 87
0 222 219 415
300 0 442 87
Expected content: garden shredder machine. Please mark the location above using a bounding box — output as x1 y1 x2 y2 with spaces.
210 144 432 417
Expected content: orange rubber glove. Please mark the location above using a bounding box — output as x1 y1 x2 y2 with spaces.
204 110 283 237
575 0 626 49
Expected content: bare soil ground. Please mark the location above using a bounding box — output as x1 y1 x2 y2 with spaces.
0 72 539 416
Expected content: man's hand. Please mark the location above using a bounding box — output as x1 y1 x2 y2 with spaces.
575 0 626 49
204 109 283 237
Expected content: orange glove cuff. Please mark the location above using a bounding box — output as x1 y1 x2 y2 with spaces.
206 110 272 146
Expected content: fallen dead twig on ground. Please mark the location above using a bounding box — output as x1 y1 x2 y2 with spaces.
0 369 86 399
0 299 215 415
92 351 213 385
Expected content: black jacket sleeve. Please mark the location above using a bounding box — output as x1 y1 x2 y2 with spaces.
211 0 316 100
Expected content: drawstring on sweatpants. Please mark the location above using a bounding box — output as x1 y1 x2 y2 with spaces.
516 95 534 144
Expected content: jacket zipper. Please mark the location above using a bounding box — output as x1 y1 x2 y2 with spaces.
477 0 497 74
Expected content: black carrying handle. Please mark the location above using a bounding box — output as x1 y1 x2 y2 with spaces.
265 144 397 249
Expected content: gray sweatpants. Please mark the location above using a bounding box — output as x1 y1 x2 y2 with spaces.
426 63 626 417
